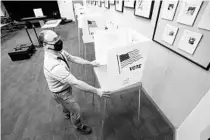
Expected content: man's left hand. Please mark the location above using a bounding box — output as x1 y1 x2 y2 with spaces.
90 60 100 67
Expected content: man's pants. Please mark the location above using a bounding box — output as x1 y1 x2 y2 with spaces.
53 88 81 128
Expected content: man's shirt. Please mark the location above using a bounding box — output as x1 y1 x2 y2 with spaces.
43 50 75 93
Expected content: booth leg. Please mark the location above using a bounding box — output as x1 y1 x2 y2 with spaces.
101 98 107 140
78 29 81 57
138 85 142 124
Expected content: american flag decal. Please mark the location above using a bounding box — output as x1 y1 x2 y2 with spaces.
87 20 98 28
119 49 142 68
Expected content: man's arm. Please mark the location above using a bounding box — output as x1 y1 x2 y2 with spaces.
69 55 92 65
52 65 110 97
63 50 91 65
65 72 111 97
62 50 99 66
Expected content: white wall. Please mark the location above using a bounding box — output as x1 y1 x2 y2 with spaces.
57 0 75 21
1 2 8 17
176 88 210 140
85 1 210 128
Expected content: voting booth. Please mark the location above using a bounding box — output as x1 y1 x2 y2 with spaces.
80 13 106 43
94 28 151 65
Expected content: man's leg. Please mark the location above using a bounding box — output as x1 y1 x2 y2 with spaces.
53 94 70 119
63 106 71 119
58 91 92 135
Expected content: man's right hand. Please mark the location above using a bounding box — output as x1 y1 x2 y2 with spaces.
96 88 111 98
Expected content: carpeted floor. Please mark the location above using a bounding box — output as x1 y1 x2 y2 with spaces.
1 22 174 140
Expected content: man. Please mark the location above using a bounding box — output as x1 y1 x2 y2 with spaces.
38 30 111 135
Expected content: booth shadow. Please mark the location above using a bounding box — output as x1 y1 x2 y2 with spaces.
103 90 174 140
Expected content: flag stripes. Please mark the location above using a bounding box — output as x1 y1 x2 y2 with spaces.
119 49 142 68
87 20 97 28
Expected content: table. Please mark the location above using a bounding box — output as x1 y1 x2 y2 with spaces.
41 19 62 30
93 65 142 140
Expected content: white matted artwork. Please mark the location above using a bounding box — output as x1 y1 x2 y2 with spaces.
161 0 179 20
198 2 210 31
97 0 101 7
134 0 154 19
107 42 148 91
177 1 203 26
178 30 203 55
124 0 135 8
115 0 124 12
109 0 115 5
105 0 110 8
162 24 179 45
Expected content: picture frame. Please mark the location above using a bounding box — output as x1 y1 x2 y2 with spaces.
198 2 210 31
97 0 102 7
115 0 124 12
124 0 135 8
134 0 154 19
152 1 210 71
161 0 179 21
162 24 179 45
105 0 110 9
176 1 203 26
109 0 115 5
90 0 94 5
178 30 203 55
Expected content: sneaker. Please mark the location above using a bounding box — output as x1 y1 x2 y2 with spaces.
76 124 92 135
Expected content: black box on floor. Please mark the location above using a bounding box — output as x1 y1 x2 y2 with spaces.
8 43 36 61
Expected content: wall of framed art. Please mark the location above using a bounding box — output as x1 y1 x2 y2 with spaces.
153 1 210 70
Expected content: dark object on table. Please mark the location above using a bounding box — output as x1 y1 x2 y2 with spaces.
60 18 73 25
8 43 36 61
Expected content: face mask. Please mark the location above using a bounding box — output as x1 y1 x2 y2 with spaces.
54 40 63 51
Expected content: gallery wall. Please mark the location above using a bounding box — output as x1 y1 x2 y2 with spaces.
84 1 210 129
176 88 210 140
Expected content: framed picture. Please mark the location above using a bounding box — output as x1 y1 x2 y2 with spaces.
152 1 210 70
178 30 202 55
198 2 210 31
109 0 115 5
115 0 124 12
97 0 102 7
134 0 154 19
176 1 203 26
162 24 179 45
90 0 94 5
105 0 110 9
161 0 179 21
124 0 135 8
